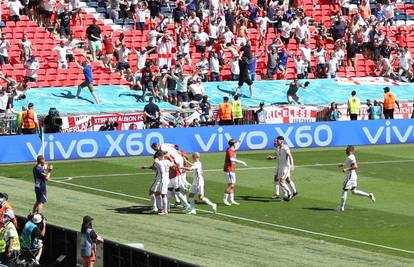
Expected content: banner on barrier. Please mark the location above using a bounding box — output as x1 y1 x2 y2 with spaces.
265 106 318 124
1 119 414 163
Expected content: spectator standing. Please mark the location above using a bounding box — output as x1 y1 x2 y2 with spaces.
20 102 38 134
171 70 197 106
0 209 20 266
254 102 266 124
157 34 174 69
368 100 382 120
86 19 102 62
382 0 395 26
0 34 10 66
102 33 115 72
81 216 103 267
209 52 220 81
147 26 162 51
396 47 412 82
314 45 326 78
382 87 399 119
327 52 339 78
300 42 312 77
195 27 209 53
265 45 278 79
141 62 154 101
219 96 233 125
57 7 72 38
24 56 40 83
293 53 305 79
117 44 132 79
53 41 69 70
235 42 254 97
21 214 46 265
148 0 162 18
277 47 291 80
233 95 243 125
32 155 53 214
65 33 83 63
9 0 23 22
0 193 17 229
331 16 347 41
134 2 148 32
347 90 360 120
144 97 160 128
328 102 341 121
199 95 211 122
229 55 240 81
75 57 100 104
196 53 209 82
19 34 34 65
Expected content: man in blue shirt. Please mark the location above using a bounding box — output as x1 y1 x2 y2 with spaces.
32 155 53 214
75 57 100 104
278 47 291 80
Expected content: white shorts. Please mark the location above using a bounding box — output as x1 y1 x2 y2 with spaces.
276 166 291 181
168 177 179 189
236 37 247 46
190 183 204 196
150 180 168 194
58 60 68 69
224 172 236 184
343 173 357 190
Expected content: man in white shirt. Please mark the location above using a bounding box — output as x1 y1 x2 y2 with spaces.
327 52 338 78
196 53 209 82
397 47 412 81
0 34 10 66
9 0 23 22
53 41 69 69
295 19 309 45
188 12 201 39
147 27 162 50
117 44 132 78
337 146 376 211
24 56 40 83
222 26 234 45
314 46 326 78
209 52 220 81
293 52 305 79
267 136 298 201
300 42 312 76
195 27 209 53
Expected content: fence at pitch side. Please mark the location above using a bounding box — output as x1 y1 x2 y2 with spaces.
1 119 414 163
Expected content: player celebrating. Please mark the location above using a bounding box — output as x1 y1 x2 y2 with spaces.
152 151 173 215
223 139 247 206
337 146 376 211
182 153 217 215
267 136 298 201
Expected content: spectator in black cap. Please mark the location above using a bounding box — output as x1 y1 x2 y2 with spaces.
81 215 103 267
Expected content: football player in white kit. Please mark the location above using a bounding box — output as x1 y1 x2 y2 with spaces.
150 151 173 215
151 143 191 211
181 153 217 215
337 146 376 211
267 136 298 201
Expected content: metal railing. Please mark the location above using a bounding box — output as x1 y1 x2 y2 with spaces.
0 113 17 135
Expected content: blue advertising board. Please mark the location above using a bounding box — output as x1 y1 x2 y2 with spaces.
1 119 413 163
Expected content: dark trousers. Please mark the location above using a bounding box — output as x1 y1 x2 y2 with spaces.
219 120 234 126
383 109 394 119
350 114 358 120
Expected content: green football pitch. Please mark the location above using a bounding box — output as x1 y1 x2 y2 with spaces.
1 144 414 266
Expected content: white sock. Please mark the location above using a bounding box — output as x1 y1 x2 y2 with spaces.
181 193 188 203
229 193 235 202
274 183 280 195
150 194 157 210
156 195 162 210
173 191 180 203
177 191 190 206
340 190 348 209
289 181 297 194
352 189 370 197
162 196 168 213
281 183 291 196
223 193 229 202
202 197 215 207
189 197 195 210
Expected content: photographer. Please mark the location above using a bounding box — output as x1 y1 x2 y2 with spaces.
20 213 46 265
144 97 160 129
32 155 53 214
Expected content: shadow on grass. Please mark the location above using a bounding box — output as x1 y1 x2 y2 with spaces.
109 205 185 215
303 207 337 211
236 195 273 203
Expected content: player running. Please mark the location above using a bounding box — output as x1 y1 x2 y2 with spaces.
223 139 247 206
151 143 191 210
267 136 298 201
337 146 376 211
181 153 217 215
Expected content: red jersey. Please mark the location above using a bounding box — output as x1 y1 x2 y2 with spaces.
223 147 235 172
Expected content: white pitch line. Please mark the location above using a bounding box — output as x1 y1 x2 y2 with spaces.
50 179 414 256
53 159 414 180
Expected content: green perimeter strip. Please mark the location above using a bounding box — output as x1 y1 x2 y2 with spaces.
2 177 413 267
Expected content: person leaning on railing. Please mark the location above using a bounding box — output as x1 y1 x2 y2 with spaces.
20 213 46 265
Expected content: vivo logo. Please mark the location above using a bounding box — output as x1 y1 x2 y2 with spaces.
26 132 164 160
363 121 414 144
194 125 333 151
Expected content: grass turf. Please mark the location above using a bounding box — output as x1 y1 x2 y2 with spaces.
1 144 414 266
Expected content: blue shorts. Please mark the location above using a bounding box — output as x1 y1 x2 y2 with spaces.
35 190 47 203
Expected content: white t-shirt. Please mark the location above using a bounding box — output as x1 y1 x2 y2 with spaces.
25 60 40 78
65 39 80 55
154 159 173 182
43 0 56 11
230 58 240 75
0 40 9 57
197 59 209 74
223 31 234 44
70 0 81 9
9 1 23 16
281 21 291 39
136 9 147 22
53 45 68 61
147 30 161 47
294 58 305 74
300 47 311 61
160 144 183 166
328 57 338 73
188 17 201 33
258 17 271 32
398 52 411 70
209 23 219 39
295 24 308 40
334 49 344 60
382 4 395 19
210 57 220 73
136 51 147 69
314 49 326 64
196 32 209 47
239 0 250 11
344 154 357 177
276 144 291 168
192 161 204 187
